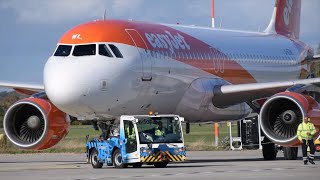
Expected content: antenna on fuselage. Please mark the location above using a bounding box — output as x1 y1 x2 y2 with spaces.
219 17 222 28
103 8 107 20
211 0 215 28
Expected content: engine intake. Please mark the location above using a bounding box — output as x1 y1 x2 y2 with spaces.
3 98 70 150
260 92 311 146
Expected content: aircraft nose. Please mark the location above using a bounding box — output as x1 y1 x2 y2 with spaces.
43 58 93 114
44 71 82 113
43 55 122 118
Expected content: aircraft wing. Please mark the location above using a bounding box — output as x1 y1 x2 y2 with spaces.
213 78 320 107
0 81 44 95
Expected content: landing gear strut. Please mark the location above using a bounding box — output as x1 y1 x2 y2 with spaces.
283 147 298 160
262 136 277 160
92 120 117 140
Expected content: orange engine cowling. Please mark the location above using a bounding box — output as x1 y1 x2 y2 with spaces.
3 98 70 150
260 92 320 146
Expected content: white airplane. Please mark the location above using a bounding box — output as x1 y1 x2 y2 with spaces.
1 0 319 160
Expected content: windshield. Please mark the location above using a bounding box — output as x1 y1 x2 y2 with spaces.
136 116 183 144
54 45 72 57
73 44 96 56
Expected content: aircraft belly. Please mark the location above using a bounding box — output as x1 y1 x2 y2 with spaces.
102 73 191 117
79 56 197 119
175 78 251 122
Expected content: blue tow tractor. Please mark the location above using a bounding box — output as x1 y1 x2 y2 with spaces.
86 114 186 168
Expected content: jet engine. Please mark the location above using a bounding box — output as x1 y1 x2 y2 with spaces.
260 92 320 146
3 98 70 150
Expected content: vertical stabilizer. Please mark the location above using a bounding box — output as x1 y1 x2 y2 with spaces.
265 0 301 39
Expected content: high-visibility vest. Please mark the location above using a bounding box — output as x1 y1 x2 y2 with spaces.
297 121 316 141
126 127 136 140
155 129 164 136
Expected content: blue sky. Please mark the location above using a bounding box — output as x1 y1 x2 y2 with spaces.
0 0 319 90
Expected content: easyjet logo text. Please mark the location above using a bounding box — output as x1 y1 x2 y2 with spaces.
145 31 191 53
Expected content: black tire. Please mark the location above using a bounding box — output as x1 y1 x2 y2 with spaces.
132 163 143 168
283 147 298 160
113 149 127 168
262 143 277 160
90 149 103 169
154 162 168 168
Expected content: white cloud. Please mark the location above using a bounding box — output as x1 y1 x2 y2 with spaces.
0 0 148 24
0 0 106 24
301 1 320 34
0 0 319 43
110 0 144 17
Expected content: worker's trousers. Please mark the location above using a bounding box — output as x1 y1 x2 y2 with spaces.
301 139 315 161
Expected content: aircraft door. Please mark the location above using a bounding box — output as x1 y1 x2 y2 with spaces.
120 117 139 163
126 29 152 81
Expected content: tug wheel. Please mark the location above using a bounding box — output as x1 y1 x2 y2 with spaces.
113 149 128 168
91 149 103 169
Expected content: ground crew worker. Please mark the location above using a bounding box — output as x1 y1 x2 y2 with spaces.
155 121 165 137
297 116 316 165
125 123 136 153
126 123 136 140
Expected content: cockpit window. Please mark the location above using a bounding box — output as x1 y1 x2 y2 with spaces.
109 44 123 58
73 44 96 56
54 45 72 57
99 44 113 57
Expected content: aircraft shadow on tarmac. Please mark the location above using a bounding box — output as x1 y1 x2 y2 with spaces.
0 156 319 169
0 157 278 165
137 156 319 169
116 157 279 169
179 155 319 164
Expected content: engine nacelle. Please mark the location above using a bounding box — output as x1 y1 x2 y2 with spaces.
260 92 320 146
3 98 70 150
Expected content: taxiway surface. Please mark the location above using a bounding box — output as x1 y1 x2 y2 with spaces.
0 150 319 180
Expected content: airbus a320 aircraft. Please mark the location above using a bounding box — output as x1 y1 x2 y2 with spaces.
1 0 320 160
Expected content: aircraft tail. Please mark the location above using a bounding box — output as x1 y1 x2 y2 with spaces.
265 0 301 39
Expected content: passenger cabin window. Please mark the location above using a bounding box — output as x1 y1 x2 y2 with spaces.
54 45 72 57
99 44 113 57
109 44 123 58
73 44 96 56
